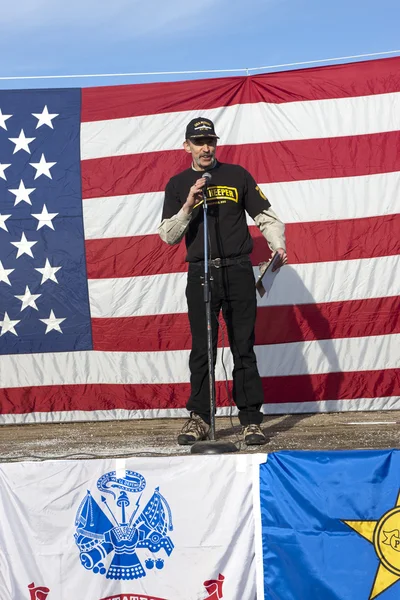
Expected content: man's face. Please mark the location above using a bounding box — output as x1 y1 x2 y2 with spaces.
183 137 217 170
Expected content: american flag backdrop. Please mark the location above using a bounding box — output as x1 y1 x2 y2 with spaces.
0 57 399 424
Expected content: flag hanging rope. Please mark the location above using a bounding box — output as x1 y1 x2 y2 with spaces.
0 49 399 81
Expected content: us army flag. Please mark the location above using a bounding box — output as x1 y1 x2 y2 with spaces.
0 455 258 600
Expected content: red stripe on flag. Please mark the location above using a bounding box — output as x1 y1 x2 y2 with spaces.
0 369 398 414
86 234 185 278
81 57 400 121
92 297 400 352
81 131 400 199
257 215 400 265
261 368 400 406
85 214 400 279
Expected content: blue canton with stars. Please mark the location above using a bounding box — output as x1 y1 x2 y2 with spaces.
0 89 92 355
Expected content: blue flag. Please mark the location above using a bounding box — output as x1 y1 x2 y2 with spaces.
259 450 400 600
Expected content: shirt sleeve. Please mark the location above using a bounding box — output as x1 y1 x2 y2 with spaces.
243 169 286 251
243 169 271 219
158 209 193 245
253 208 286 252
161 178 181 220
158 178 192 245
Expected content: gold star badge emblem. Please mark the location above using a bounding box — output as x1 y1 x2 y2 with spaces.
344 492 400 599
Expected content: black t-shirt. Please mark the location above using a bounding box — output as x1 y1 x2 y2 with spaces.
162 162 271 262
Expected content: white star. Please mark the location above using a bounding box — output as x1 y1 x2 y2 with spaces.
0 260 14 285
32 105 59 129
31 204 58 230
0 312 20 336
40 309 65 333
0 213 11 232
0 163 11 181
15 285 41 311
0 108 12 130
35 258 61 284
8 129 36 154
29 154 56 179
8 180 36 206
11 232 38 258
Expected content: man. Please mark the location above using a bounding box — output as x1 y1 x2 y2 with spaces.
158 117 287 446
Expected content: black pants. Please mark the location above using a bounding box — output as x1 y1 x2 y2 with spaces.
185 258 264 426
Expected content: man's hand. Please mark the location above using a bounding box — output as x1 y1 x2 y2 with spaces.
272 248 288 271
182 177 207 215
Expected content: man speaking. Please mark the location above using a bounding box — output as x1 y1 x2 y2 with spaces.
158 118 287 446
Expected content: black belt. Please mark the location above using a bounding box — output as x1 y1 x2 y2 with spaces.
190 256 251 268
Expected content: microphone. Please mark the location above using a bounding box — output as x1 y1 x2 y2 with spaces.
202 172 212 203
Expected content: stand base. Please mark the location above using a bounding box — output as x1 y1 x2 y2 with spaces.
190 440 239 455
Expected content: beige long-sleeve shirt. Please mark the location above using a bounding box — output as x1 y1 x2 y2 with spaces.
158 207 286 252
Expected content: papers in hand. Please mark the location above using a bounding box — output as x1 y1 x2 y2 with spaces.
255 252 281 298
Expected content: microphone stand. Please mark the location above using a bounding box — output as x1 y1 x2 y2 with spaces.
191 177 238 455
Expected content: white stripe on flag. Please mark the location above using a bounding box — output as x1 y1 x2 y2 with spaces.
261 171 400 225
82 171 400 240
0 334 398 388
1 397 400 425
81 92 400 159
88 255 400 318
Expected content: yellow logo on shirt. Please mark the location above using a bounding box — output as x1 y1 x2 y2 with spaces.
256 185 267 201
193 186 239 209
207 186 239 203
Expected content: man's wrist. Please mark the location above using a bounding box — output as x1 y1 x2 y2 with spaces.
178 205 194 219
182 203 194 215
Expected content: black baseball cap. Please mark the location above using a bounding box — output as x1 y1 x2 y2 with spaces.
185 117 219 140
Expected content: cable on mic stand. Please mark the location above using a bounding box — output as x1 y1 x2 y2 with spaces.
214 311 243 451
190 172 238 455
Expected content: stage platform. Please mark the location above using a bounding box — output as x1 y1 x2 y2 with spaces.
0 410 399 462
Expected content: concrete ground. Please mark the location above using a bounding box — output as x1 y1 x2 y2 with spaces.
0 410 399 462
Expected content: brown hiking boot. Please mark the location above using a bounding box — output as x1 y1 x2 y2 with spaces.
243 424 267 445
177 414 210 445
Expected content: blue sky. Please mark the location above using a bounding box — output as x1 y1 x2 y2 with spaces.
0 0 399 89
